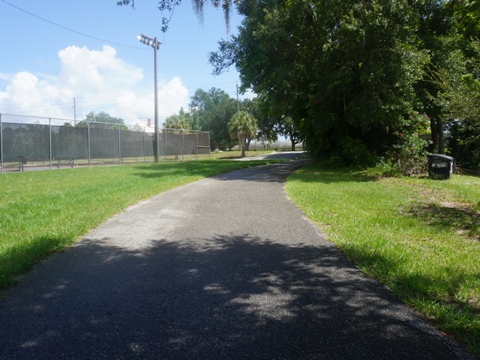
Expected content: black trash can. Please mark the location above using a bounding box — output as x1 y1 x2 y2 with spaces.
427 154 454 180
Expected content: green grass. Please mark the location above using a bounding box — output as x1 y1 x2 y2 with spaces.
3 156 478 354
286 164 480 355
0 158 283 290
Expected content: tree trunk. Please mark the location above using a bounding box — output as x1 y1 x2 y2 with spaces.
429 118 438 153
437 118 445 154
429 117 445 154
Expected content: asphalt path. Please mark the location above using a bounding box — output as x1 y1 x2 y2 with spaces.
0 155 475 359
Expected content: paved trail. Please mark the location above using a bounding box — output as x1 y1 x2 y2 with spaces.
0 158 474 359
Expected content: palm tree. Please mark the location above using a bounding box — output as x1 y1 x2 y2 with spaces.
228 111 258 157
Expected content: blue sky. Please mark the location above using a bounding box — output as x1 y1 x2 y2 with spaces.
0 0 245 126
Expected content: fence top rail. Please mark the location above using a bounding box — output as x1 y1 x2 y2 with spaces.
0 113 73 122
1 114 210 135
163 128 210 135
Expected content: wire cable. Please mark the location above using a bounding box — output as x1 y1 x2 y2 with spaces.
1 0 147 50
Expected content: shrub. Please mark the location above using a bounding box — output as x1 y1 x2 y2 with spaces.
388 112 429 176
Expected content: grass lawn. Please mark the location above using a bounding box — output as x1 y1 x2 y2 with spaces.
286 164 480 355
2 156 478 355
0 158 282 291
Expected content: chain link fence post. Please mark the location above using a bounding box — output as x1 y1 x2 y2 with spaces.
196 132 198 160
143 126 146 163
87 121 91 167
164 129 167 160
182 128 185 161
118 124 121 164
49 118 52 170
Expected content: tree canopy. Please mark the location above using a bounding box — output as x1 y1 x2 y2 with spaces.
119 0 480 168
212 0 431 165
163 108 194 131
189 88 238 150
77 111 128 130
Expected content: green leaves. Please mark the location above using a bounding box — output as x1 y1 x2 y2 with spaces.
211 0 432 164
164 108 194 130
429 37 480 168
120 0 479 167
189 88 238 150
77 111 128 130
227 110 258 157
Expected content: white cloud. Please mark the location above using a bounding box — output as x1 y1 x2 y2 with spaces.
158 77 190 115
0 46 189 126
0 72 65 119
58 46 143 91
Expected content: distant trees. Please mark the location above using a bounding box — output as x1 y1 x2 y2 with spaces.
163 108 194 131
77 111 128 130
187 89 282 152
276 117 301 152
241 97 278 146
189 88 238 150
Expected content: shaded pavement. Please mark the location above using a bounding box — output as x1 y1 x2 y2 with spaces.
0 155 475 359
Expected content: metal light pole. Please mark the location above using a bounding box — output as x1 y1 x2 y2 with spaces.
137 33 161 163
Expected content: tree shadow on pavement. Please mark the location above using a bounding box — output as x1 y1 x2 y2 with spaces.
132 159 292 181
0 234 470 360
214 160 310 184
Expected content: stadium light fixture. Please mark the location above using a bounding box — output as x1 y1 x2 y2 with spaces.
138 33 161 162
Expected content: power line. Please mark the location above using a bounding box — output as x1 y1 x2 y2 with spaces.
1 0 147 50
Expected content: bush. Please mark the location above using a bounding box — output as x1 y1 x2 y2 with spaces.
340 138 379 167
388 113 429 176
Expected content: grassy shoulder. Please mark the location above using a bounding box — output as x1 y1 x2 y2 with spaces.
286 164 480 355
0 158 282 291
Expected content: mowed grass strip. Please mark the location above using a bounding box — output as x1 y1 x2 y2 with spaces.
286 165 480 355
0 159 281 290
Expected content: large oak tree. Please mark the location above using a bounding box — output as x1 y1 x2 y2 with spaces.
119 0 479 167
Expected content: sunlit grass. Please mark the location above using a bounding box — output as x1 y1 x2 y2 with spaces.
0 158 283 290
286 165 480 355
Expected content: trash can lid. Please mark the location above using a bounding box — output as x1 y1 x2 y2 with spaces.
427 154 454 161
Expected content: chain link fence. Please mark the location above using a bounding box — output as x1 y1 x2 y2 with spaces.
0 114 210 173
